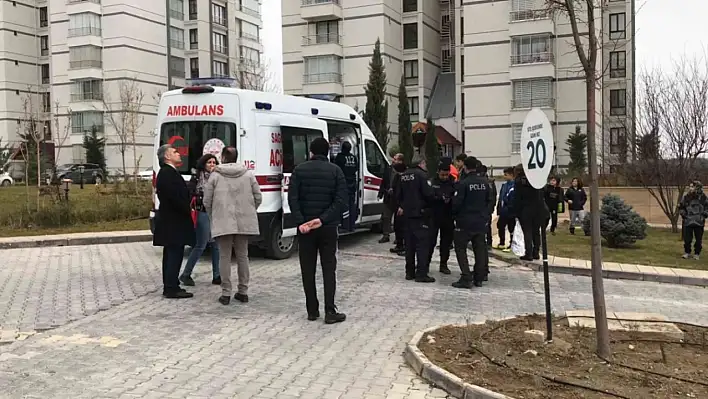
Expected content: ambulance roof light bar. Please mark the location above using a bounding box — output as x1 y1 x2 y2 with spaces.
185 77 237 88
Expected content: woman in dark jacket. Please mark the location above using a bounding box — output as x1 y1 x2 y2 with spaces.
543 176 564 235
564 177 588 235
512 164 549 261
179 154 221 286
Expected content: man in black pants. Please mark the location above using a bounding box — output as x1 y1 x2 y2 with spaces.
428 161 455 274
452 157 493 288
478 165 497 249
288 137 348 324
334 141 358 231
397 153 436 282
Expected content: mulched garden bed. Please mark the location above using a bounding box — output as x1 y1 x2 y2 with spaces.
418 315 708 398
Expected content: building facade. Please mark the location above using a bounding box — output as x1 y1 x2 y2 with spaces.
282 0 635 173
0 0 262 176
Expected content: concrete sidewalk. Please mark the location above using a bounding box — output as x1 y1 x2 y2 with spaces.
0 230 152 249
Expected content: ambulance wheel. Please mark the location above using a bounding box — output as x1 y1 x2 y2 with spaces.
266 226 297 260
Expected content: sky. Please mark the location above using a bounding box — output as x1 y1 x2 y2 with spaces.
260 0 708 89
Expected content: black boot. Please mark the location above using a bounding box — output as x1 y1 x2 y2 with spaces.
379 235 390 243
415 275 436 283
439 263 451 274
325 310 346 324
570 227 575 235
452 279 472 289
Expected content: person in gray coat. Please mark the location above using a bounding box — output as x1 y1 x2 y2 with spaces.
203 146 262 305
679 181 708 260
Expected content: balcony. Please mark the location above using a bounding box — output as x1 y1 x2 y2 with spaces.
68 60 103 80
240 5 259 18
302 33 343 57
170 9 184 21
70 92 103 102
508 9 554 36
68 27 102 37
69 60 102 69
301 0 342 21
213 16 227 28
510 52 553 65
511 97 555 109
170 39 185 50
213 44 228 55
240 32 260 43
302 72 343 96
510 9 550 22
509 52 555 79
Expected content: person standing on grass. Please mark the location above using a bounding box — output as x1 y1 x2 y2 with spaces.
543 176 564 236
679 181 708 260
564 177 587 235
153 144 195 299
288 137 348 324
495 167 516 252
203 147 262 306
179 154 221 287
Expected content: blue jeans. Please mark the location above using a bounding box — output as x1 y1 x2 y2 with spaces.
181 211 220 279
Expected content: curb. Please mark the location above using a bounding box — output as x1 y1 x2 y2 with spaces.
488 251 708 288
0 231 152 249
404 324 514 399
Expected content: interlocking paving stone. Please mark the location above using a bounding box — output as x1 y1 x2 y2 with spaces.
0 234 706 398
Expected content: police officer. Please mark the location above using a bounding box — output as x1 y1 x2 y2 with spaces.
428 161 455 275
451 156 494 288
397 153 436 282
478 165 497 249
334 141 358 232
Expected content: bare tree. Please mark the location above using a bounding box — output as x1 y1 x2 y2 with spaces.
49 101 72 184
545 0 610 358
18 90 44 189
623 56 708 232
101 78 145 181
231 58 280 92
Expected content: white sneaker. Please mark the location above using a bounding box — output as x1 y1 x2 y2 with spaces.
682 253 691 259
694 254 700 260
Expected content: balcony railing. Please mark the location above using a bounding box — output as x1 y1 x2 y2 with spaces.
190 41 198 50
511 97 555 109
40 19 48 28
509 9 551 22
302 33 342 46
240 5 260 18
240 32 260 42
302 0 339 5
304 72 342 84
67 0 100 4
40 48 49 56
404 76 418 86
73 124 104 134
510 52 553 65
42 76 49 84
69 60 102 69
610 106 626 116
71 92 103 102
170 9 184 20
214 17 227 27
213 44 227 54
68 27 102 37
170 40 185 49
610 68 626 78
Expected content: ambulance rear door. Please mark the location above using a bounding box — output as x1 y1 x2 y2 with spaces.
278 114 329 238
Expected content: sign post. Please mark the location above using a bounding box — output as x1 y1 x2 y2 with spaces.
520 108 555 342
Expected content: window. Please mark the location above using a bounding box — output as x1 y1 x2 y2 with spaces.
609 51 626 78
212 3 226 26
306 20 339 44
461 92 465 118
512 79 553 108
403 60 418 86
610 127 626 154
170 27 185 49
240 46 259 65
213 60 228 77
40 35 48 56
240 0 260 16
281 126 323 174
364 139 386 178
610 89 626 115
40 64 49 84
170 56 186 78
304 55 341 83
44 121 51 141
240 20 259 42
170 0 184 20
189 0 197 19
461 54 464 76
71 111 104 134
189 28 198 49
511 124 522 154
69 45 102 69
403 23 418 49
41 92 50 112
511 35 551 64
609 13 626 40
510 0 550 21
212 32 227 54
190 57 199 77
160 121 238 174
460 17 464 44
68 13 101 37
39 7 48 27
71 79 103 102
408 96 419 117
403 0 416 12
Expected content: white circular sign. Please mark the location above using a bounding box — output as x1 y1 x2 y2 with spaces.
520 108 554 189
203 138 225 157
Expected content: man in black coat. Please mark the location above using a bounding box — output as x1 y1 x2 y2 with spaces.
288 137 348 324
378 153 403 244
153 144 196 299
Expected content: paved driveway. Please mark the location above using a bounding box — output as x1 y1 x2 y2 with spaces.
0 234 706 399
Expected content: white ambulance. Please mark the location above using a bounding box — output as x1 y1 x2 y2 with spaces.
149 80 390 259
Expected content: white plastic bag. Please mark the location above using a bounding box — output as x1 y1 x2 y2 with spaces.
511 219 525 256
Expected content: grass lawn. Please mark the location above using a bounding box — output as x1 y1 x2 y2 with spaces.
547 222 708 270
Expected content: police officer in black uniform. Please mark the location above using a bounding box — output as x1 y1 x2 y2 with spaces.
334 141 358 232
451 156 493 288
396 153 436 282
428 160 455 275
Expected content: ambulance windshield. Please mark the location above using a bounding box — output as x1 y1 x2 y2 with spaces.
160 121 238 174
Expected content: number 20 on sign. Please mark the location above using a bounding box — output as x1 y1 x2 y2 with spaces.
520 108 555 189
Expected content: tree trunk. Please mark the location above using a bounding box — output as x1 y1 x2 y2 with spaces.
35 143 41 188
585 76 611 359
121 150 127 182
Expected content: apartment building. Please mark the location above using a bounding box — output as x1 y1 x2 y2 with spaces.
0 0 262 175
282 0 634 172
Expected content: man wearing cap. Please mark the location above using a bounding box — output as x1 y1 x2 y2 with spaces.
427 160 455 274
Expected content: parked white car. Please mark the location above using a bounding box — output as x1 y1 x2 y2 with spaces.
0 172 13 187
